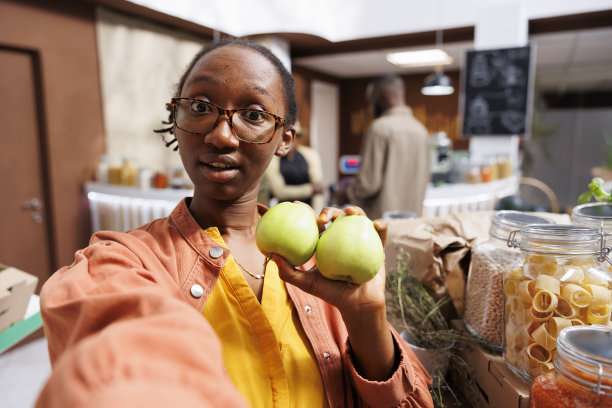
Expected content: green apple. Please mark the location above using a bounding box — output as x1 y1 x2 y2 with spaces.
315 215 383 284
255 201 319 267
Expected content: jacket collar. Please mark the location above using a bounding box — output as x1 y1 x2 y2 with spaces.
169 198 229 270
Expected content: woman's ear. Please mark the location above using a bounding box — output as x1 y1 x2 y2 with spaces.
275 126 295 157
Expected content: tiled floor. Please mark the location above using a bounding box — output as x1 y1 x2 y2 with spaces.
0 337 51 408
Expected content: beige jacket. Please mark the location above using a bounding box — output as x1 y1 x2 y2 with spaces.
347 106 430 219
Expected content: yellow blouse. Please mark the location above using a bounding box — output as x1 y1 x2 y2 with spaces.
203 227 329 408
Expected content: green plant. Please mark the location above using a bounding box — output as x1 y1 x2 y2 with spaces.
577 177 612 204
386 250 485 407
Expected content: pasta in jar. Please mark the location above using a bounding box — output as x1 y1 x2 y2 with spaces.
464 211 554 351
504 224 612 383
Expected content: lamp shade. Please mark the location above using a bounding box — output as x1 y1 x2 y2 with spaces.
421 69 454 96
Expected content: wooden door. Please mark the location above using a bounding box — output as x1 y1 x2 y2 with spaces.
0 47 53 292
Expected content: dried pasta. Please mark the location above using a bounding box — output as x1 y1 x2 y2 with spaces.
504 254 612 381
504 279 519 297
547 317 571 337
560 283 593 308
531 324 557 351
532 290 559 313
586 284 611 306
586 304 611 325
535 275 560 295
554 297 578 319
529 307 553 323
518 280 537 304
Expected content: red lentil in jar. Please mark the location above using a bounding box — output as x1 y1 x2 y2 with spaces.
530 325 612 408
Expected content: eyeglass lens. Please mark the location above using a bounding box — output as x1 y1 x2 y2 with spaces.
175 98 277 142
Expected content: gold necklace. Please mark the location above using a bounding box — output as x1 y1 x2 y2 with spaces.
234 257 267 280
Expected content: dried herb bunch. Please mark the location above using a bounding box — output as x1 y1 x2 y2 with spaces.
386 249 480 349
386 249 484 407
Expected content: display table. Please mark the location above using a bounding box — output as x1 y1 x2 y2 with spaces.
85 177 519 232
423 176 519 218
85 182 193 232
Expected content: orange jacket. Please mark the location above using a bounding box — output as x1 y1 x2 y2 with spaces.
37 199 433 408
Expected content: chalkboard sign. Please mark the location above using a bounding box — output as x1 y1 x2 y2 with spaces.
462 45 534 137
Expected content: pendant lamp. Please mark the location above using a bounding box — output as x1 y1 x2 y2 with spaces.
421 30 454 96
421 66 454 95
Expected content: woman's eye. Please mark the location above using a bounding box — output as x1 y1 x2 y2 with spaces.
242 110 267 122
190 101 212 113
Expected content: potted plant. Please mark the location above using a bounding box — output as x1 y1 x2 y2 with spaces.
386 250 485 407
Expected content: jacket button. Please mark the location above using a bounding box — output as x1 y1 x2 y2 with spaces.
209 246 224 258
190 284 204 298
305 305 312 313
323 352 331 360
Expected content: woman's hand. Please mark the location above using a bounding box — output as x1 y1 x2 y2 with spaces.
274 205 395 381
274 205 387 316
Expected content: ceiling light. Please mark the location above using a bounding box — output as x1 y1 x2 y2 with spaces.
386 49 453 67
421 68 454 96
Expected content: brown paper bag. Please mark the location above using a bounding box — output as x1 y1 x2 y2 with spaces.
383 211 571 326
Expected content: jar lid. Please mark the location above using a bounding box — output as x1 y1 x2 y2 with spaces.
556 325 612 395
490 211 555 241
573 202 612 228
493 210 554 229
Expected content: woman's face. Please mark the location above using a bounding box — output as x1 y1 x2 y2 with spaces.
176 45 293 201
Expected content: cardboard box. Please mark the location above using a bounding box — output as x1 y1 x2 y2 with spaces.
452 320 531 408
0 264 38 333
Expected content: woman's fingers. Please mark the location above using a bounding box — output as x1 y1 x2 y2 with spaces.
343 205 366 216
316 207 344 232
373 219 388 247
317 206 384 247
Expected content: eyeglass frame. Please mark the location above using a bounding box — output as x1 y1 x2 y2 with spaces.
168 97 285 145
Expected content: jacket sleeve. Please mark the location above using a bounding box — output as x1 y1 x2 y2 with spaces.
347 126 388 203
344 326 434 408
36 239 247 408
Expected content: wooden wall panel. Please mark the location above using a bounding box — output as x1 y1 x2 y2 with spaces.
0 0 105 270
339 71 463 157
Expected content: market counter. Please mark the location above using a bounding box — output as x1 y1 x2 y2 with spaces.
85 176 519 232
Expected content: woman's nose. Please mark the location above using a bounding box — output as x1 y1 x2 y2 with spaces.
203 115 240 148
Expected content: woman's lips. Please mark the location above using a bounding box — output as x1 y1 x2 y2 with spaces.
199 161 240 182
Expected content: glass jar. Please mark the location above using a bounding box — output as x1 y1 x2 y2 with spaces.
573 203 612 254
464 211 555 351
504 224 612 383
572 202 612 232
530 325 612 408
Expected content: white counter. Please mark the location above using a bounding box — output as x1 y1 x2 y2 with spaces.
85 176 519 232
423 176 519 218
85 182 192 232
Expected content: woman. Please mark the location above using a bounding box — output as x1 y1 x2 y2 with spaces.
264 121 325 213
37 39 432 407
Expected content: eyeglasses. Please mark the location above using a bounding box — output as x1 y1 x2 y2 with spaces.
169 97 284 144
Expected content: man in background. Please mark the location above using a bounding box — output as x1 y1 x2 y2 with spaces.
335 74 430 219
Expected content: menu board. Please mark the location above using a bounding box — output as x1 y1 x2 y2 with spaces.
462 45 534 137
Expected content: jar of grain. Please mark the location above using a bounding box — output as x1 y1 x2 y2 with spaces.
504 224 612 383
464 211 555 351
530 325 612 408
